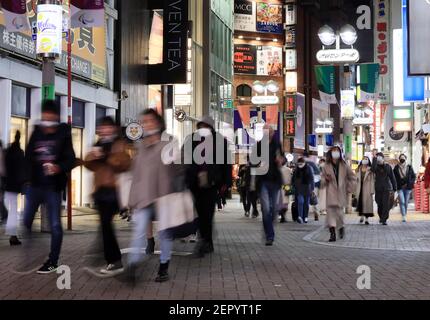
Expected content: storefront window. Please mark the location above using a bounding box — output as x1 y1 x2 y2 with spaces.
96 106 107 125
11 85 30 118
72 100 85 128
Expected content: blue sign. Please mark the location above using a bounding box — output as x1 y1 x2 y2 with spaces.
403 0 425 102
308 135 317 148
325 135 334 147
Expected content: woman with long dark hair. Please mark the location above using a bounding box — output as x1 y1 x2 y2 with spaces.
354 156 375 225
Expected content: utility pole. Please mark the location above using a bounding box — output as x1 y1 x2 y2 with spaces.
37 0 63 232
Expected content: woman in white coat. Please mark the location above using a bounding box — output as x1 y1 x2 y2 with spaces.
354 156 375 225
321 146 356 242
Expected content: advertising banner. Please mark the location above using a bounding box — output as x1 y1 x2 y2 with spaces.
0 2 107 85
407 0 430 75
285 26 296 48
285 49 297 71
314 65 337 104
0 0 30 32
256 2 283 34
256 45 282 76
294 94 306 150
70 0 105 28
36 4 63 56
341 90 356 119
285 4 296 25
312 98 329 133
234 44 257 74
374 0 390 103
358 63 380 103
234 0 256 32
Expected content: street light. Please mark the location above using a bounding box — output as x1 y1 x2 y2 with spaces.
266 80 280 93
340 24 358 46
318 25 336 46
252 80 280 95
252 81 266 94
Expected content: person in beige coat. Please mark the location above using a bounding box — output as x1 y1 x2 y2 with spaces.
321 146 356 242
354 156 375 225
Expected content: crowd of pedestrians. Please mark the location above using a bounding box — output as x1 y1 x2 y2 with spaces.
0 99 423 283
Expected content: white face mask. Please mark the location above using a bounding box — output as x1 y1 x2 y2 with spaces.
40 120 59 128
362 160 369 166
197 128 212 138
332 151 341 160
298 163 305 169
377 156 384 164
143 129 160 138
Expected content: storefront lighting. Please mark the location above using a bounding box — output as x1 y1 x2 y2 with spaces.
238 35 244 39
256 37 261 41
318 25 336 46
273 38 278 42
339 24 358 46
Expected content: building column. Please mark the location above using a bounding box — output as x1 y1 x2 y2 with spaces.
0 79 12 144
82 102 96 207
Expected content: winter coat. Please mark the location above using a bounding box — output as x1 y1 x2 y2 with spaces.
354 167 375 214
25 124 76 192
84 137 131 193
128 136 179 210
393 164 416 191
4 142 26 193
321 161 356 209
292 164 314 197
372 161 397 192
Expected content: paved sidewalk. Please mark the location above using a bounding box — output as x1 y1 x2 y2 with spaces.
1 198 430 300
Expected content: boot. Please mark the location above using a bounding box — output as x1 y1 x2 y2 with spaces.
146 237 155 255
279 209 287 223
329 227 336 242
155 261 170 282
9 236 22 246
339 227 345 240
314 212 319 222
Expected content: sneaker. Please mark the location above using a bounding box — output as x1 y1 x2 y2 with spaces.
365 220 370 225
100 261 124 275
245 212 250 218
265 240 274 246
189 234 197 243
304 218 309 224
360 217 365 224
37 260 58 274
297 217 303 224
402 217 407 223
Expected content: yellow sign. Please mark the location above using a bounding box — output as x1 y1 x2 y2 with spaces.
0 1 107 85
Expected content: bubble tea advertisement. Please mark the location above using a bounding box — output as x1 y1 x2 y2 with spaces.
36 4 63 57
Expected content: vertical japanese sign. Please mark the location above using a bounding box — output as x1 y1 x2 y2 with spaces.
256 46 283 76
358 63 380 103
374 0 390 103
294 93 306 150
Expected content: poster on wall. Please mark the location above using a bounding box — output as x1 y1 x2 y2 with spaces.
285 49 297 70
256 46 283 76
234 44 257 74
312 98 330 132
294 93 306 150
285 26 296 48
285 4 297 25
234 0 256 32
256 2 283 34
374 0 390 103
408 0 430 75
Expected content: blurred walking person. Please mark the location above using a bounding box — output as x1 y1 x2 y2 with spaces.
316 159 327 216
0 140 6 225
238 163 259 218
354 156 375 225
84 116 131 275
23 100 76 274
303 151 321 221
251 125 285 246
372 153 397 225
279 162 293 223
394 154 416 223
321 147 356 242
4 131 26 245
127 109 179 282
292 157 314 224
185 116 232 257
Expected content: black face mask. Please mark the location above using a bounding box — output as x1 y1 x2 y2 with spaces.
400 159 406 164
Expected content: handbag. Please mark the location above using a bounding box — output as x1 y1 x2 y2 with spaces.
156 190 198 239
310 192 318 206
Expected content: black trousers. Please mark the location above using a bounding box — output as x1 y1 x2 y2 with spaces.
375 190 391 223
216 190 227 209
194 188 217 245
240 188 258 213
94 188 122 264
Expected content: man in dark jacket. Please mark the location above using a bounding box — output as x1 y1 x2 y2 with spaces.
372 152 397 225
251 125 285 246
185 116 232 258
24 100 76 274
238 163 259 218
292 157 315 224
393 154 416 222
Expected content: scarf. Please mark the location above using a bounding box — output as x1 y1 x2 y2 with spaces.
399 163 407 179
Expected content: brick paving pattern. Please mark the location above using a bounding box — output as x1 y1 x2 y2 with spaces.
1 198 430 300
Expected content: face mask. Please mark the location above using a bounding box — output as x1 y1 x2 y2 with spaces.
319 163 325 168
362 160 369 166
400 158 406 164
332 151 341 160
377 156 384 164
40 121 59 128
298 163 305 169
197 128 212 138
143 129 160 138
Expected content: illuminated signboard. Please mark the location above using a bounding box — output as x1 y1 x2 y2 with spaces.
285 94 297 115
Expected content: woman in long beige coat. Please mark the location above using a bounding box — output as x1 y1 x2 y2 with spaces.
354 156 375 225
321 146 356 242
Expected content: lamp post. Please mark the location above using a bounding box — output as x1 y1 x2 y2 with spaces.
252 80 280 124
317 24 358 162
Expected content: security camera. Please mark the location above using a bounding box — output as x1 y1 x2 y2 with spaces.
117 90 129 102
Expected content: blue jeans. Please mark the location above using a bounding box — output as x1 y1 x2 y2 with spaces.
297 194 310 221
260 182 281 241
398 189 412 217
128 206 173 265
23 186 63 265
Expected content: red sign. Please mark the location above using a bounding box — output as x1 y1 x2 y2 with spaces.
285 95 297 115
284 117 296 137
234 44 257 75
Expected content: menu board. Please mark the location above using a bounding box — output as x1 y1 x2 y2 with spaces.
234 44 257 74
235 44 283 76
256 2 283 34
